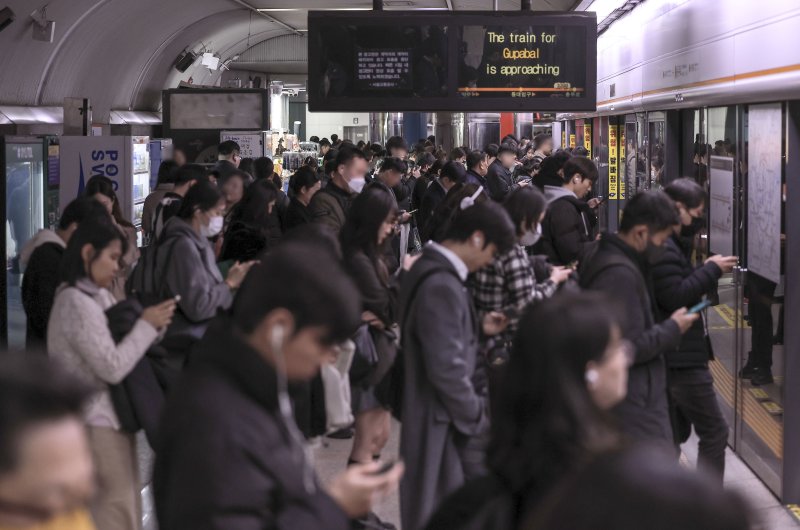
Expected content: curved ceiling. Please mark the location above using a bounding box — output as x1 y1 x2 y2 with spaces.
0 0 289 121
0 0 578 122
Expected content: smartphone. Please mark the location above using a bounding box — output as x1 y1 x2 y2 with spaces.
566 260 579 270
407 209 418 215
369 460 397 476
596 195 606 204
173 295 181 304
688 299 712 314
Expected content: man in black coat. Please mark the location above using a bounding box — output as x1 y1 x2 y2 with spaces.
652 178 738 480
538 156 599 265
213 140 241 184
486 143 527 202
154 244 403 530
580 191 697 443
21 197 109 349
419 161 466 240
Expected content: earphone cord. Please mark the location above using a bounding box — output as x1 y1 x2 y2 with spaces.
273 338 317 495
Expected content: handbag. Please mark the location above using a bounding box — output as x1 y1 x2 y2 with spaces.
321 340 355 433
350 324 379 386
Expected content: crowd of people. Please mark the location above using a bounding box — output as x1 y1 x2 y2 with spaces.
2 132 754 530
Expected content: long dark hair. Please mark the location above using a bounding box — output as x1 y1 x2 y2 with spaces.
83 176 134 228
176 180 223 220
489 292 621 505
60 220 127 286
504 186 547 237
228 179 279 231
340 186 397 282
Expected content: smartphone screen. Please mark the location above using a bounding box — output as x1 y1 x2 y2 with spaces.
688 299 712 314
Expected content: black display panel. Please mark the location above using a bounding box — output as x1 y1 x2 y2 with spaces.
308 11 596 112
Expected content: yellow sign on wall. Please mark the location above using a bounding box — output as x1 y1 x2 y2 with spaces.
584 123 592 156
569 134 576 148
608 125 618 199
561 129 566 150
619 128 626 199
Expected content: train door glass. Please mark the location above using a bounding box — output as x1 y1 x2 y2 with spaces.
594 116 610 232
647 111 666 189
4 140 45 350
738 103 785 493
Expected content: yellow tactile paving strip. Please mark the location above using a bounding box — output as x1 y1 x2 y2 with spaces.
709 359 783 458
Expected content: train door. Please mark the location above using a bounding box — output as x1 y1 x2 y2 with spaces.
704 104 787 496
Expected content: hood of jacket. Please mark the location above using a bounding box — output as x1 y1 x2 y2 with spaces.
543 185 578 205
162 215 206 249
21 229 65 267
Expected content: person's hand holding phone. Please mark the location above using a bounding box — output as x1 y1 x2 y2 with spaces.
670 307 699 334
705 255 738 274
141 298 177 330
549 265 572 285
326 461 405 518
482 311 509 336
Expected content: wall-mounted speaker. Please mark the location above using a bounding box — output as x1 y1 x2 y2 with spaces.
0 7 16 33
174 50 197 73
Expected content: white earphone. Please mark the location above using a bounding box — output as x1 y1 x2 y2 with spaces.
271 324 285 354
585 369 599 385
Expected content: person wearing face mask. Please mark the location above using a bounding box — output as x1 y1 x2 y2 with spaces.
155 181 256 371
48 221 177 530
538 157 599 266
310 145 369 233
471 187 571 364
154 243 404 530
651 178 737 481
425 292 629 530
579 191 699 444
398 200 516 530
0 356 97 530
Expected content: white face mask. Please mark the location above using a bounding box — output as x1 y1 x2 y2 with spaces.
520 223 542 246
348 176 366 194
201 215 224 238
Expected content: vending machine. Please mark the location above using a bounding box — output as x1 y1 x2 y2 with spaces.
59 136 151 244
1 136 61 349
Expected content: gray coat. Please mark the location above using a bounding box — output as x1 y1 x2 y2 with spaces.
155 216 234 364
399 248 489 530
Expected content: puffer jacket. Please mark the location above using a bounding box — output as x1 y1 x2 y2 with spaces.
651 234 722 368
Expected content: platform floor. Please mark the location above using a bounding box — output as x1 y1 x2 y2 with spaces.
139 423 800 530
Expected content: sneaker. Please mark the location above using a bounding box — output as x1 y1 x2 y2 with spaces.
326 427 354 440
750 369 774 386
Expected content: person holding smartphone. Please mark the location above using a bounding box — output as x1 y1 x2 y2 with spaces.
651 178 738 482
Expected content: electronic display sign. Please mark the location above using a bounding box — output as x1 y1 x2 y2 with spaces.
308 11 596 112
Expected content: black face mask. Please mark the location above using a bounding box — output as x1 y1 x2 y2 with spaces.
680 215 705 238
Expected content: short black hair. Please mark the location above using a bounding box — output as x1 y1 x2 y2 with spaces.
386 136 408 153
573 145 589 157
173 164 206 186
533 133 552 150
218 140 240 156
176 179 223 220
157 160 180 186
562 157 599 184
440 160 467 185
254 157 275 181
429 159 444 175
330 133 339 142
290 166 321 195
466 150 487 171
319 138 331 147
416 152 436 169
58 197 111 231
485 144 500 158
619 190 680 233
498 143 517 156
379 157 408 175
335 144 367 168
504 186 547 236
232 242 361 344
60 220 128 286
309 136 320 143
444 200 516 254
0 356 93 474
664 178 705 209
450 147 467 161
534 151 572 189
